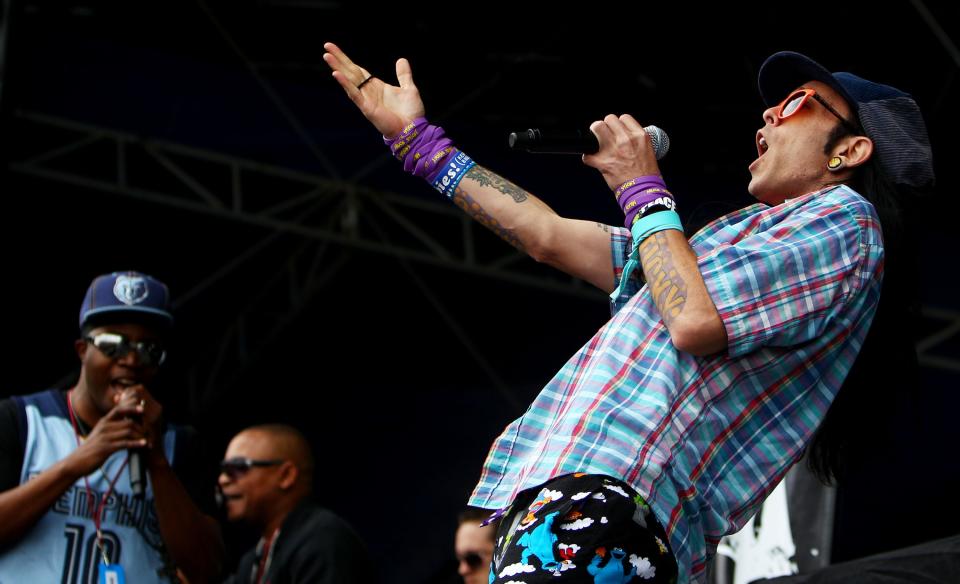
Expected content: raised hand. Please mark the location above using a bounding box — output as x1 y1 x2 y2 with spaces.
322 42 426 138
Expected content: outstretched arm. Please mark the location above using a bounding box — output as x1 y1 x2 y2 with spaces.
323 42 617 292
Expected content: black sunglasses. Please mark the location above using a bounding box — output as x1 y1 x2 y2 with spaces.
219 457 285 479
85 332 167 367
459 552 485 570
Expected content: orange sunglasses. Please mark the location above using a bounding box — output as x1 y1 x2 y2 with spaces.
776 88 860 133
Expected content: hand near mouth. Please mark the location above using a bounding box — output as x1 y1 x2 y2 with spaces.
66 393 149 478
115 386 164 457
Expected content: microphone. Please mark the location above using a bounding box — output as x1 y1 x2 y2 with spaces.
127 401 146 497
129 448 146 497
508 125 670 159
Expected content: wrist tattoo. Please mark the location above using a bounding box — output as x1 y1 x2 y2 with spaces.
464 166 528 203
596 222 610 233
452 189 525 251
638 232 687 323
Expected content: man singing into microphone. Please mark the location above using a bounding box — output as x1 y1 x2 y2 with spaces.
323 44 933 583
0 271 224 583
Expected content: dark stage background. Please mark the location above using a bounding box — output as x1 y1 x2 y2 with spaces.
1 1 957 582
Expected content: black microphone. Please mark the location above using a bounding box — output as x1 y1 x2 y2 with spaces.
129 447 146 497
127 402 146 497
508 125 670 159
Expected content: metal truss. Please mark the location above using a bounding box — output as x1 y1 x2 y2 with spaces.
9 110 598 299
916 306 960 373
183 236 349 412
9 110 599 405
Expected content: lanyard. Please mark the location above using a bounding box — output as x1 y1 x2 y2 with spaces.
67 389 130 566
253 528 280 584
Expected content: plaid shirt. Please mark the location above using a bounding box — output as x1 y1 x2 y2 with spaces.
469 185 884 583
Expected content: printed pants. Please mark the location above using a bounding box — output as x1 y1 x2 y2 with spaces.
488 474 677 583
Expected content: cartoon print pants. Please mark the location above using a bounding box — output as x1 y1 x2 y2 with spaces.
488 474 678 584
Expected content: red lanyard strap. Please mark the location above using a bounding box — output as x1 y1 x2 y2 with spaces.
67 390 131 564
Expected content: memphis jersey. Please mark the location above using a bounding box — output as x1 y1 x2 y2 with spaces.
0 390 179 583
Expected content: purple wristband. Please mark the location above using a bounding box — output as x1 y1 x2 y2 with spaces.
615 175 674 228
384 117 455 179
615 175 666 200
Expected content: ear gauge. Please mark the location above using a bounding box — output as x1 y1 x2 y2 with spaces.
827 156 844 171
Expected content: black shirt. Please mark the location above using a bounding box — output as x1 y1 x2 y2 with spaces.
223 499 375 584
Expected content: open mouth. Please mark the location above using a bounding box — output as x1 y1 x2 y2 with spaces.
215 490 243 511
107 378 144 403
756 132 769 157
218 490 243 504
109 377 139 393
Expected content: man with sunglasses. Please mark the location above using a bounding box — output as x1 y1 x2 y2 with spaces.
324 44 933 584
219 424 373 584
0 271 224 583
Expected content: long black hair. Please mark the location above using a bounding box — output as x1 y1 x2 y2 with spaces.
806 125 921 484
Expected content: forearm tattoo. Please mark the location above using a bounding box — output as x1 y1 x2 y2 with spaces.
638 232 687 323
463 166 528 203
453 182 525 251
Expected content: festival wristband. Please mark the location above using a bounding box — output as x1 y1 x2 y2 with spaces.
609 209 683 302
614 175 666 200
615 175 673 228
430 150 476 198
624 189 675 227
630 209 684 243
630 195 677 226
384 117 455 178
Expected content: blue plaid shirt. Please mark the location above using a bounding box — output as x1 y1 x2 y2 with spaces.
469 185 884 583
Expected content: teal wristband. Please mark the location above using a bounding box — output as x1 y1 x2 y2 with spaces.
630 209 683 243
611 210 683 302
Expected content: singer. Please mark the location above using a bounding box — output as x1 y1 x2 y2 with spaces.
324 44 932 584
0 272 224 583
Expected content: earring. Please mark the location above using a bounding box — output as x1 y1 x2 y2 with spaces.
827 156 843 171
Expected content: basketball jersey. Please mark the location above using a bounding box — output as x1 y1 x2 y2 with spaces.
0 389 180 583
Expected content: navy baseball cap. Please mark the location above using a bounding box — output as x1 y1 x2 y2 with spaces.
79 271 173 330
758 51 934 189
